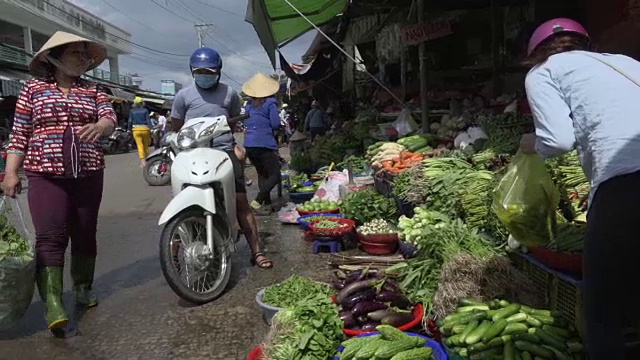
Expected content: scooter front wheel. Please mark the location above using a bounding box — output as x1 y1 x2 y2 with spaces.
159 210 232 304
143 155 171 186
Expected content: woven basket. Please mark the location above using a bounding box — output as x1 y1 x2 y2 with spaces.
309 218 355 238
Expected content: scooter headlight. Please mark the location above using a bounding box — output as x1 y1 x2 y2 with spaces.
177 127 197 149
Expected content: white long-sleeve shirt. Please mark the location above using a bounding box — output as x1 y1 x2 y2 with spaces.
525 50 640 204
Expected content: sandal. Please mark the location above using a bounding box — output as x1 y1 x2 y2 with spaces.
251 252 273 269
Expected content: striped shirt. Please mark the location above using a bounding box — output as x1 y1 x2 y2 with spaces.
7 78 117 175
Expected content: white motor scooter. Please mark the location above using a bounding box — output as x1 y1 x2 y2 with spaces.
158 114 246 304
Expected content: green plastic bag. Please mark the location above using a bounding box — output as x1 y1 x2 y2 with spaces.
492 151 560 247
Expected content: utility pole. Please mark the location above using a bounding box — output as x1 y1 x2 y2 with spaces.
194 23 214 48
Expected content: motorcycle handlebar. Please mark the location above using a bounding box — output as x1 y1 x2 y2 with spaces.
228 114 249 124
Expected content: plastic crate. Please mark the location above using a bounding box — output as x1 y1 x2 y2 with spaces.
510 252 584 338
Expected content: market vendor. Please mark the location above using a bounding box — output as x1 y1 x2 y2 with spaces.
288 130 309 156
520 18 640 359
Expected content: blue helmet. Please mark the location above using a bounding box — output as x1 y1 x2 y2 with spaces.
189 47 222 72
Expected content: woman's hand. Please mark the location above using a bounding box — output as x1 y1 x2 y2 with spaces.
1 172 22 198
78 122 108 142
520 133 537 154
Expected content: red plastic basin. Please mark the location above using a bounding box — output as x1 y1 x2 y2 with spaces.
344 303 425 337
248 345 264 360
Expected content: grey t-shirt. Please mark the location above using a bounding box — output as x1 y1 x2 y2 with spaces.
171 83 241 150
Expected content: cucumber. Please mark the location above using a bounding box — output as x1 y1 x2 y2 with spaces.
520 305 534 314
499 300 511 307
531 328 568 351
441 311 487 332
505 313 528 323
513 333 541 343
502 322 529 336
457 305 490 313
521 351 533 360
445 335 462 347
452 324 468 334
488 300 501 309
529 309 553 318
459 320 479 343
514 340 555 359
468 336 510 354
543 345 573 360
459 298 487 306
567 342 583 353
482 319 508 342
443 311 473 324
525 315 542 328
485 309 499 319
503 341 516 360
465 320 492 345
530 314 555 326
542 325 570 339
470 348 502 360
493 304 521 322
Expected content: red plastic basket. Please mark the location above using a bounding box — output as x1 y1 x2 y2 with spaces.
309 218 355 238
297 208 340 216
360 240 399 255
357 232 399 244
343 303 425 337
303 230 315 242
528 247 583 278
248 345 264 360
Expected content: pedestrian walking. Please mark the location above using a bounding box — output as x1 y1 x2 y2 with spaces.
241 73 282 216
128 97 152 168
304 100 329 140
520 18 640 359
1 31 117 337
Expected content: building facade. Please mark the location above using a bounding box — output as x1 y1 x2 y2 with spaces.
160 80 182 96
0 0 132 85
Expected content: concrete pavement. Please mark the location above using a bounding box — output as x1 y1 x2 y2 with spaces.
0 150 329 360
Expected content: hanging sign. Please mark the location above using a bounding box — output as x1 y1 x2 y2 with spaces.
401 17 454 46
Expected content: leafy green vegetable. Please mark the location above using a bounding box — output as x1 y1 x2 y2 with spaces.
263 295 345 360
0 213 30 260
262 275 336 308
341 189 397 225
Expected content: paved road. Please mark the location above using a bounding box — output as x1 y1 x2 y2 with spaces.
0 150 327 360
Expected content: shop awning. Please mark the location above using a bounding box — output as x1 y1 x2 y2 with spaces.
245 0 349 67
141 97 166 105
108 87 136 102
0 68 30 82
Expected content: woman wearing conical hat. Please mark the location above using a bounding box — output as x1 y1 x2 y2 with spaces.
1 31 117 337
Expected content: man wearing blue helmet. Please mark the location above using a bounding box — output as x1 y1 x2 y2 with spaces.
170 47 273 269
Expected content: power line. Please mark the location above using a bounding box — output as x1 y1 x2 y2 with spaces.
172 0 207 23
192 0 244 17
35 0 191 57
145 0 195 24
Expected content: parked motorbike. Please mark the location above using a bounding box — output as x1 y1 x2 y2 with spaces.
143 132 177 186
150 126 163 150
158 114 248 304
102 127 132 155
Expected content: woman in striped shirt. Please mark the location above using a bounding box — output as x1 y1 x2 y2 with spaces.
1 31 117 337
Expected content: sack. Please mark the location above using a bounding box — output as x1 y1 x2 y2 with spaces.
392 109 419 136
492 151 560 247
0 196 36 330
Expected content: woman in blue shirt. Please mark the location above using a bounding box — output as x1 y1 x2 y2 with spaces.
128 96 152 168
241 73 282 215
521 18 640 359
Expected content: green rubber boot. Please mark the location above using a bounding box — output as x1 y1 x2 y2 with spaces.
71 256 98 308
36 267 69 331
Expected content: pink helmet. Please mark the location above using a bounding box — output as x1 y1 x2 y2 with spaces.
527 18 590 55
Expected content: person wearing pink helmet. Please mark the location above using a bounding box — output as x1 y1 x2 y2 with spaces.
520 18 640 358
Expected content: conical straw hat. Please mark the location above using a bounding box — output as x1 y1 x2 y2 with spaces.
241 72 280 98
29 31 107 76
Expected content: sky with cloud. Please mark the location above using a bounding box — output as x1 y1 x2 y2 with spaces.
67 0 316 92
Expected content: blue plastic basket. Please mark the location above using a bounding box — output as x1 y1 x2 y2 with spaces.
289 191 315 204
334 332 448 360
297 213 344 231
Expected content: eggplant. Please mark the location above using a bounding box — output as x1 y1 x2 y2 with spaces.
336 279 377 304
356 315 369 324
381 311 414 327
361 321 380 331
351 301 387 317
343 270 363 285
339 310 356 328
366 309 399 322
331 280 345 291
376 290 411 308
341 289 376 310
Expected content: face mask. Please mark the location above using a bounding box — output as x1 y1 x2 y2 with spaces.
194 74 220 89
46 55 92 77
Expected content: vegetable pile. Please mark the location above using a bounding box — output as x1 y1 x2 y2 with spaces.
0 213 31 260
441 298 582 360
262 275 336 308
332 270 415 332
336 325 435 360
341 189 398 225
298 199 340 213
263 295 345 360
314 220 349 230
358 219 395 235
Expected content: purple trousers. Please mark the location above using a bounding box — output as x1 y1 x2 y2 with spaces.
27 171 104 268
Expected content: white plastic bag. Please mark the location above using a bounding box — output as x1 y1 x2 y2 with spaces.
277 202 300 224
312 171 350 202
0 196 36 330
392 109 419 136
